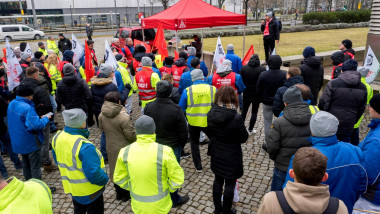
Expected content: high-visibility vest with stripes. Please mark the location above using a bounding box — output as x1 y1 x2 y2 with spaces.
186 84 216 127
79 67 92 87
212 72 237 92
135 67 156 101
52 131 105 197
38 48 48 56
155 55 163 69
309 105 320 115
172 65 186 88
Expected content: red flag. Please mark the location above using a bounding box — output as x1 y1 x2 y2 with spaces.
153 24 169 60
174 51 179 61
84 40 95 83
242 45 255 65
134 39 151 53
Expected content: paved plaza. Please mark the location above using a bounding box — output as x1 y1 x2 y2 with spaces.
2 38 372 213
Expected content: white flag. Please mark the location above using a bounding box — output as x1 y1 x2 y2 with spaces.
24 43 32 56
213 36 225 70
364 46 380 84
104 40 119 86
71 33 84 67
6 39 23 91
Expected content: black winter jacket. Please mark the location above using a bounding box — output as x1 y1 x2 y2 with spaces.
144 97 188 149
260 18 279 40
0 96 7 135
58 37 72 53
267 102 312 172
272 76 304 117
318 70 367 135
91 75 119 118
171 87 181 104
56 75 92 112
20 78 53 116
173 58 190 73
207 105 248 179
343 48 356 61
240 55 266 96
256 57 286 106
299 56 324 104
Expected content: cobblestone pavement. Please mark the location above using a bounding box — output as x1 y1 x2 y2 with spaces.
2 38 373 213
1 92 372 213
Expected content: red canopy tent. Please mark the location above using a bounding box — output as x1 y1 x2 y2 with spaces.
141 0 247 55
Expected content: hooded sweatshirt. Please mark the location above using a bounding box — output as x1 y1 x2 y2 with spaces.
258 181 348 214
318 70 367 135
240 55 267 94
272 76 304 117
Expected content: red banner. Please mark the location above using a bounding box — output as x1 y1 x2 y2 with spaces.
242 45 255 65
153 24 169 60
84 40 95 83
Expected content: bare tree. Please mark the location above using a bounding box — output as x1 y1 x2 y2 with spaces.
249 0 262 20
243 0 250 25
159 0 171 10
229 0 240 12
218 0 226 8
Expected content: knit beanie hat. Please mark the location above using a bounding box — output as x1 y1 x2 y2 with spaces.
156 80 172 98
21 52 31 60
283 85 303 104
216 59 233 74
188 47 196 56
63 63 76 76
62 108 87 129
17 83 34 97
191 69 204 82
34 51 44 59
342 39 352 49
99 64 113 76
141 57 153 67
266 12 273 18
341 59 358 72
115 54 123 62
331 51 345 65
58 33 64 37
179 52 188 60
310 111 339 137
302 46 315 59
358 67 370 77
163 56 174 66
227 44 234 51
370 94 380 114
38 42 44 47
135 115 156 135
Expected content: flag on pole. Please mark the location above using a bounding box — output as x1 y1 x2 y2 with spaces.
153 24 169 60
104 40 119 86
364 45 380 84
71 33 84 67
213 36 225 70
242 45 255 65
5 38 23 91
84 40 95 83
24 43 32 56
134 39 151 53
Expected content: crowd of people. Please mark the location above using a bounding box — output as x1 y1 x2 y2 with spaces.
0 21 379 214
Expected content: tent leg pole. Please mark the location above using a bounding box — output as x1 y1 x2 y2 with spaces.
175 30 178 53
242 25 246 58
201 28 204 60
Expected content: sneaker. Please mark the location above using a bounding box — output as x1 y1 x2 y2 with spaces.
43 163 58 172
196 169 203 173
247 129 257 135
121 194 131 202
172 194 190 208
180 152 190 159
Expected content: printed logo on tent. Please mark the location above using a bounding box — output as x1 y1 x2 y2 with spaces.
178 19 186 29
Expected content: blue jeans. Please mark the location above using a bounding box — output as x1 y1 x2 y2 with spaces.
0 131 22 169
271 167 287 191
238 93 243 110
100 132 107 160
49 94 57 131
171 146 182 205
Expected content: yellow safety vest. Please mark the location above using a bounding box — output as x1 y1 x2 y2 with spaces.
113 134 184 214
354 77 374 128
46 63 62 93
47 40 59 55
0 177 52 214
38 48 48 56
79 66 92 88
52 131 105 197
155 55 163 69
186 84 216 127
309 105 320 115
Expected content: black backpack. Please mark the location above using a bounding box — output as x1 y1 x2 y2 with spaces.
275 191 339 214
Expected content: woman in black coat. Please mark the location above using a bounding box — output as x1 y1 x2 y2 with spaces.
207 85 249 214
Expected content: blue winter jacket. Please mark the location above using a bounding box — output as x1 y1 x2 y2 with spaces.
359 118 380 205
7 96 49 155
225 50 242 74
187 55 208 77
206 73 246 94
114 70 124 93
178 71 193 94
52 127 108 205
284 135 367 213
